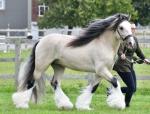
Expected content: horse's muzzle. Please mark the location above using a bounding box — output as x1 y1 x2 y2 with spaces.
125 35 135 49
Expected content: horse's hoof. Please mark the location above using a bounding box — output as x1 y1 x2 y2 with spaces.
15 103 29 109
76 106 92 111
77 107 92 111
57 101 74 110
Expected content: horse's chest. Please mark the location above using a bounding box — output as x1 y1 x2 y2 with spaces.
94 52 115 68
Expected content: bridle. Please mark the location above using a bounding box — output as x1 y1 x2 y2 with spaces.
115 19 133 41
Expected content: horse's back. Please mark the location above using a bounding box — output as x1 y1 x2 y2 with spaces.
44 33 74 40
39 33 75 47
35 33 75 65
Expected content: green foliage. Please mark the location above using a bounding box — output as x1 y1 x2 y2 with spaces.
38 0 99 28
38 0 137 28
132 0 150 25
95 0 137 19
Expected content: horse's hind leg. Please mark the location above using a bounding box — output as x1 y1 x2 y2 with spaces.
51 64 73 109
76 74 102 110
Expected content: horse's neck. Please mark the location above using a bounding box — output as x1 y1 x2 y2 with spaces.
101 31 120 55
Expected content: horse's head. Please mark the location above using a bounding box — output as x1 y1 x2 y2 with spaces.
68 13 135 48
115 14 135 48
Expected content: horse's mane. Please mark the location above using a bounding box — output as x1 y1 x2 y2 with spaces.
67 13 129 47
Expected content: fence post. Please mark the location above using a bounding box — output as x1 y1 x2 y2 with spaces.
14 39 21 86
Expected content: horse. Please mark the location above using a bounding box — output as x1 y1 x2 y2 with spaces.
12 13 135 110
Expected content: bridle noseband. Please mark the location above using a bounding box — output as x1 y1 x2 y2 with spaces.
123 35 133 41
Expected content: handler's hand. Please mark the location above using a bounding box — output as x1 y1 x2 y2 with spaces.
144 59 150 64
121 54 126 60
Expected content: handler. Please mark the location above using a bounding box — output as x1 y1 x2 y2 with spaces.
113 23 150 107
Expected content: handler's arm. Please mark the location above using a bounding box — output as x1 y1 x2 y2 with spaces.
135 38 145 60
134 38 150 64
118 43 126 56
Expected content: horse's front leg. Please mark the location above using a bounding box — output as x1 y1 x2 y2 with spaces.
96 67 125 109
76 74 102 110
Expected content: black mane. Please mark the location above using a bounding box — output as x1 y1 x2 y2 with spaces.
68 13 129 47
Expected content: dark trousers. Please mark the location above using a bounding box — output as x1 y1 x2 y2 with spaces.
117 69 136 106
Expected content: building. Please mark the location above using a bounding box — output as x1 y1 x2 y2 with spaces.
0 0 39 29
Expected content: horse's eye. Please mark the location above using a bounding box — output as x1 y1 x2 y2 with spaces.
119 27 123 30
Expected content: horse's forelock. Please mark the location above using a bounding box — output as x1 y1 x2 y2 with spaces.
116 13 129 21
112 13 129 30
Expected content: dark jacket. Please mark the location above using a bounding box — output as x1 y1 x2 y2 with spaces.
113 37 145 72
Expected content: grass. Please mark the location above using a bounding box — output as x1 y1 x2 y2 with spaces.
0 79 150 114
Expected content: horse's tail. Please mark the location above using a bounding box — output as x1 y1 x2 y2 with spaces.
17 41 45 103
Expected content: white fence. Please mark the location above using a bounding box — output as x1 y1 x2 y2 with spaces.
0 27 149 37
0 28 82 39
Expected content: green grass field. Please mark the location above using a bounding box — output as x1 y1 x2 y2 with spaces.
0 79 150 114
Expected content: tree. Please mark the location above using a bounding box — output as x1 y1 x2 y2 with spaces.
132 0 150 25
38 0 99 29
38 0 137 29
96 0 137 19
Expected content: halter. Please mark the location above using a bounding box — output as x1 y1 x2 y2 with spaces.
124 35 133 41
114 17 132 41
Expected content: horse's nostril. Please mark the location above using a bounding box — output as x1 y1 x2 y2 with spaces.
129 42 132 45
128 42 133 48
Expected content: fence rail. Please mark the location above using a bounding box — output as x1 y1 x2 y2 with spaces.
0 28 150 38
0 38 37 85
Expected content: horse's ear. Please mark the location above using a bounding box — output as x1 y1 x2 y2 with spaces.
122 14 130 20
116 13 127 21
116 13 121 19
128 14 131 21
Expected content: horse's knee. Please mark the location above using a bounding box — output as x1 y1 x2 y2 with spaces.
51 77 58 90
111 77 118 88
